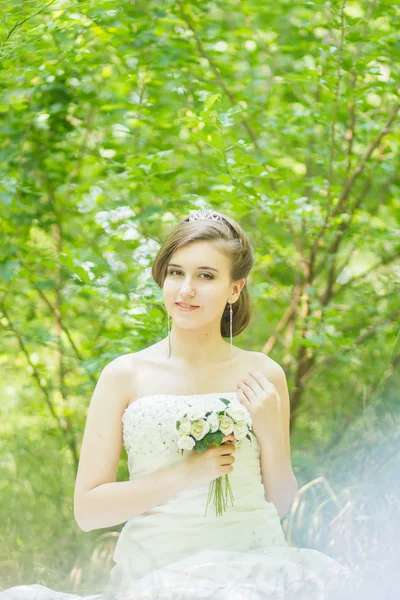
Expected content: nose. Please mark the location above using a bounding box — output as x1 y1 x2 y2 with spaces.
180 279 196 297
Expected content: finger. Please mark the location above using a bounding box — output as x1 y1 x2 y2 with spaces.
248 370 269 386
240 378 262 398
248 370 275 395
237 387 251 408
221 443 235 454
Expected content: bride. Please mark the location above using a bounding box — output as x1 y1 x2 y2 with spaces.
1 208 355 600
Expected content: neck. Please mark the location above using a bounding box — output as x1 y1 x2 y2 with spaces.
162 329 234 367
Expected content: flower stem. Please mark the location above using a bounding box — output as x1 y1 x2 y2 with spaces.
205 475 234 518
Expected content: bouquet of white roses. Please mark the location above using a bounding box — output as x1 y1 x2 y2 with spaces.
175 397 257 518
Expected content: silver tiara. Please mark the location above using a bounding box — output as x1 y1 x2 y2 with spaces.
186 208 243 255
188 208 224 222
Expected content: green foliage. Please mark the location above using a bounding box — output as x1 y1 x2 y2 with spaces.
194 430 223 452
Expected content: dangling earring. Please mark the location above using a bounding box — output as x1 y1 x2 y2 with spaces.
167 313 171 360
229 302 233 359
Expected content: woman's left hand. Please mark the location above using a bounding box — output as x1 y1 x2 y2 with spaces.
237 370 281 437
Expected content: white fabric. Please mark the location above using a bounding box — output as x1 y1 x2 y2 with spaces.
1 392 354 599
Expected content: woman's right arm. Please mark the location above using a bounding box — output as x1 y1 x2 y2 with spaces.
73 355 189 532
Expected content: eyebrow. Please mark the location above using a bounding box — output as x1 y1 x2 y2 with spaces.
168 263 219 273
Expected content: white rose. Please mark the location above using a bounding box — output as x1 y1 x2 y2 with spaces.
215 399 229 412
226 403 248 423
206 412 220 433
245 411 253 427
234 421 249 440
186 407 207 421
178 435 196 451
178 418 191 436
190 419 211 441
219 414 235 435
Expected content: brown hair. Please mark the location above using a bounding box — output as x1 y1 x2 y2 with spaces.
151 209 254 338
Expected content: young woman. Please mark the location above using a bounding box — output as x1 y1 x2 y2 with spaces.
2 208 354 599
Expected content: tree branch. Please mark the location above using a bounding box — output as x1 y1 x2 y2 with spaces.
327 0 347 207
308 101 400 273
175 0 276 190
299 307 400 388
1 0 57 56
17 257 97 383
333 248 400 298
0 300 61 426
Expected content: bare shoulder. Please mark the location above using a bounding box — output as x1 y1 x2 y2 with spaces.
97 352 139 405
248 351 285 383
102 352 137 376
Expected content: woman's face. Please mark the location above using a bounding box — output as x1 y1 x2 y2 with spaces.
163 241 237 327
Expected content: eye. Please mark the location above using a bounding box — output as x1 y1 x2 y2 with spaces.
168 269 213 280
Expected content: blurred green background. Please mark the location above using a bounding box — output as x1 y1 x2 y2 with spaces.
0 0 399 596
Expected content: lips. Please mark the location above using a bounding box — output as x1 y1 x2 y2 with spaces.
176 303 199 308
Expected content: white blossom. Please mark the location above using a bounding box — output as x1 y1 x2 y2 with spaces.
234 421 249 440
178 435 196 451
178 418 191 436
219 414 235 435
186 406 207 421
245 411 253 427
190 419 211 441
226 403 248 423
214 399 228 411
206 412 220 433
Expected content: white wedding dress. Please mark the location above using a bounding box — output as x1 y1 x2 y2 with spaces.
1 392 355 600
